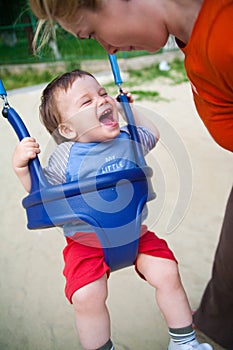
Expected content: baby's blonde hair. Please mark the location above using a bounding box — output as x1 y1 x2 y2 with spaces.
29 0 103 52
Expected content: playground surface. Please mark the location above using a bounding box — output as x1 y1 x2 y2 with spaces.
0 61 232 350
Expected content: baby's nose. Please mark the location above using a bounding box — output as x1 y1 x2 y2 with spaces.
97 95 106 106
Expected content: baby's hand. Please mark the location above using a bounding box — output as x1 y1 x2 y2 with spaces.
12 137 40 170
116 90 134 104
116 90 134 116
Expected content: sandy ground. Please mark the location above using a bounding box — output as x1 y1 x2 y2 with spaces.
0 63 232 350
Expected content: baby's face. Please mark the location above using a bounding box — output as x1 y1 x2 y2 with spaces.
56 75 120 143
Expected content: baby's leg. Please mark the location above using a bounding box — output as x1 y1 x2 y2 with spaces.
72 274 111 350
137 254 192 328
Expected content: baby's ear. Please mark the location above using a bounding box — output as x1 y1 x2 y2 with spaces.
58 123 76 140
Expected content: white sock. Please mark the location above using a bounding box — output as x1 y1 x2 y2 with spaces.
169 325 196 345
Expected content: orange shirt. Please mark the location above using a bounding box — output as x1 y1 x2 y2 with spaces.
179 0 233 152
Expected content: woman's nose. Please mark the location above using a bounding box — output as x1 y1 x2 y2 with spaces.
95 37 118 54
107 47 118 55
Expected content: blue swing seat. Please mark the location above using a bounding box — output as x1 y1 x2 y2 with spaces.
23 166 154 271
0 55 156 271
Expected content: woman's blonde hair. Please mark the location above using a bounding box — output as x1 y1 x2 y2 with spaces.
29 0 102 52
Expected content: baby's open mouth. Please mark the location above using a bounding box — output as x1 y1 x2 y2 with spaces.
99 108 118 127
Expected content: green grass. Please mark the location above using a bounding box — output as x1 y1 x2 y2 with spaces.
129 90 160 101
1 25 183 99
0 29 153 64
127 58 188 85
103 57 187 101
0 57 187 103
0 66 62 90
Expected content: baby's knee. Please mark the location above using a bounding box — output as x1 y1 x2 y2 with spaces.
156 261 183 293
138 254 180 288
72 274 108 310
159 260 181 285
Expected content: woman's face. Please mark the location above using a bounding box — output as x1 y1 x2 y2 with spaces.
57 0 169 54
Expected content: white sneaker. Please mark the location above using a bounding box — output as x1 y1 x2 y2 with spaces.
168 339 213 350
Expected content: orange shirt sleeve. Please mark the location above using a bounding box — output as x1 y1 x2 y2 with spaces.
180 0 233 152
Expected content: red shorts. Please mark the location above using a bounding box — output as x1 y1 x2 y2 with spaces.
63 226 177 303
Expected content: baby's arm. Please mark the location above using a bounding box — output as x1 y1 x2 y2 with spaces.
12 137 40 192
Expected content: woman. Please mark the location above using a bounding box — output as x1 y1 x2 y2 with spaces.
29 1 233 348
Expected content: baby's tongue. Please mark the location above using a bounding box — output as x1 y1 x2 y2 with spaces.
100 113 114 126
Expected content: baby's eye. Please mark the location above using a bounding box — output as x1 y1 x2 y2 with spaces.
100 90 108 97
81 99 92 106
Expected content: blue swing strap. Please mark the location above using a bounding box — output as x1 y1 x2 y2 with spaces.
108 54 146 167
0 83 48 192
